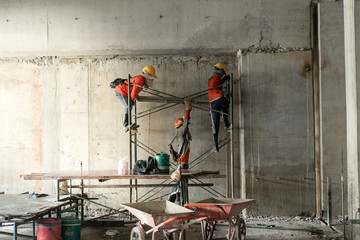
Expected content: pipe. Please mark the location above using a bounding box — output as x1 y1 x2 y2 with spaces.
327 177 332 226
341 175 345 238
230 73 234 198
134 102 138 202
128 74 133 206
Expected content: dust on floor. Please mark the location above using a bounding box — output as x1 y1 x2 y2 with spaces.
0 216 344 239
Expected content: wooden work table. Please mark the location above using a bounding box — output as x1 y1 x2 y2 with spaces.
21 170 225 180
21 170 226 217
0 194 73 240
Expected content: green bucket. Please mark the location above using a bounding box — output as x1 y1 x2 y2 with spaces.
155 153 170 174
61 217 81 240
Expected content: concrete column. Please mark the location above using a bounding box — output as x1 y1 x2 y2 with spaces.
343 0 359 221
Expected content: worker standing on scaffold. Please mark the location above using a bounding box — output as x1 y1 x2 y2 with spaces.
208 62 231 152
110 65 157 130
168 100 192 203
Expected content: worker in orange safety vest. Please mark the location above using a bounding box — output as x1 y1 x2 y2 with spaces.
208 62 231 152
110 65 157 129
169 100 192 170
168 100 192 203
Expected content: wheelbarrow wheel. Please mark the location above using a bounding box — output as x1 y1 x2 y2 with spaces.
130 226 145 240
235 218 246 240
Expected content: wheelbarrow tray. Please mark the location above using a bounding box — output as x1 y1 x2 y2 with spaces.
185 198 255 220
121 200 194 229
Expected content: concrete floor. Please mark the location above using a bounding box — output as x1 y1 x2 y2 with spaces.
0 217 344 240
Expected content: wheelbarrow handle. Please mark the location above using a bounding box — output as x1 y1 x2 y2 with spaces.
146 215 208 235
185 203 229 217
179 216 208 230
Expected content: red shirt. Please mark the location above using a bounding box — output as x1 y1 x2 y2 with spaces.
184 110 190 120
115 75 145 101
208 73 223 103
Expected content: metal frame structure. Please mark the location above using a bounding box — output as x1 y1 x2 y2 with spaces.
20 74 234 223
0 194 75 240
127 73 235 203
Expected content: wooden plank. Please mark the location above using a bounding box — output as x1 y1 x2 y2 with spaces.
0 194 67 218
70 183 214 188
21 170 225 180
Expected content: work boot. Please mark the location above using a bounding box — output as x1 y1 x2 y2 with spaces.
224 115 231 129
168 191 177 203
168 186 179 203
176 192 180 205
123 113 129 127
225 124 232 132
129 123 140 130
212 133 219 152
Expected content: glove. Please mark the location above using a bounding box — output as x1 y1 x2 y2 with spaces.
109 78 125 88
222 75 230 82
184 100 192 111
171 166 181 181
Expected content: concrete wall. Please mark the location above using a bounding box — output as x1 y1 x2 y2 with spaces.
0 56 237 208
240 51 314 215
319 1 360 217
0 0 315 215
0 0 310 56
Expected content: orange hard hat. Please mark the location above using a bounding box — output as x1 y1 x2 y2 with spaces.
174 118 184 128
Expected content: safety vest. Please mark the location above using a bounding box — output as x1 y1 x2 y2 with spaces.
115 75 145 101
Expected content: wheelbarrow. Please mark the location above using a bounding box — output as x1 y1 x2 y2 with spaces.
185 198 255 240
121 200 207 240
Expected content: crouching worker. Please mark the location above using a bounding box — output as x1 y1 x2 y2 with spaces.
168 100 192 203
110 65 157 130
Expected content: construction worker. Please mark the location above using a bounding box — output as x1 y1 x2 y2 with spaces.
168 100 192 203
208 62 231 152
110 65 157 129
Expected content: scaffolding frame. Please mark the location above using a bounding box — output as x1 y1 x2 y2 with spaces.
20 75 234 222
127 73 235 203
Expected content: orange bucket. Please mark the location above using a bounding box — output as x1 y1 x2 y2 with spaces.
37 218 62 240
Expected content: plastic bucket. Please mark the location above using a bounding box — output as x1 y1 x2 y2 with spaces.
118 157 128 175
61 217 81 240
155 153 170 174
37 218 62 240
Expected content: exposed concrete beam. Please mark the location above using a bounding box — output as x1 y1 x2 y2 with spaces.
343 0 359 220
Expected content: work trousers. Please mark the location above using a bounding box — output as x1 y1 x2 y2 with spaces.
116 91 131 115
210 96 230 135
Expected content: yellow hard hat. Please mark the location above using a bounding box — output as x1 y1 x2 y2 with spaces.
142 65 157 79
214 62 227 74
